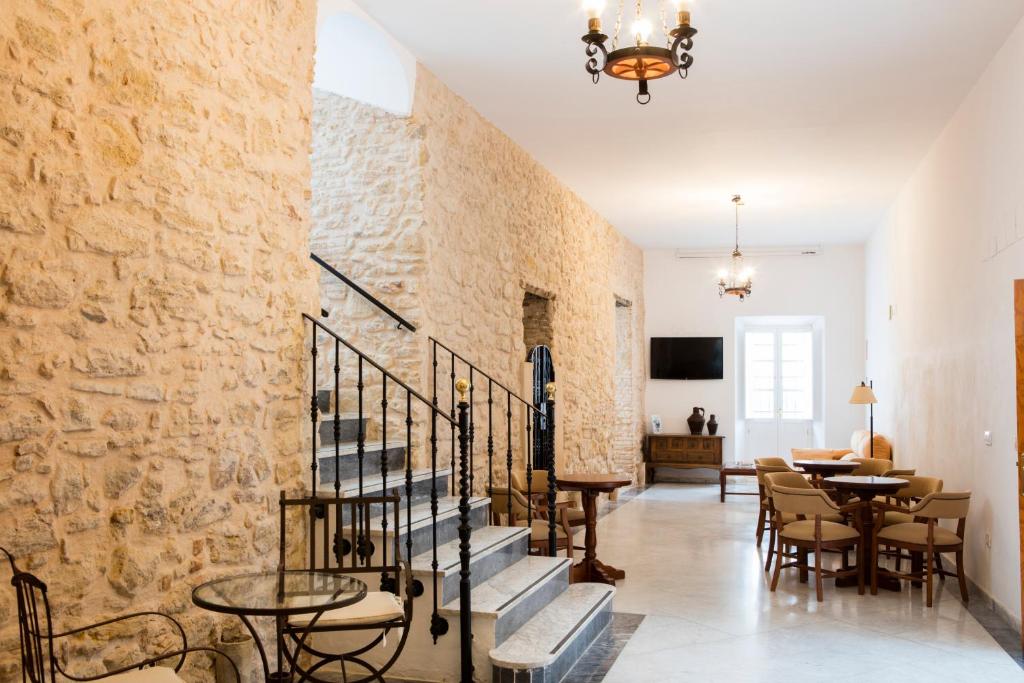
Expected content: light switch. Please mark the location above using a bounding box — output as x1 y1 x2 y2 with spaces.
983 431 993 446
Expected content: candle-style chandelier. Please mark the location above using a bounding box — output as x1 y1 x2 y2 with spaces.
581 0 698 104
717 195 754 300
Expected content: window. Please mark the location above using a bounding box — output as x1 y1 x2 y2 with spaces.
743 328 814 421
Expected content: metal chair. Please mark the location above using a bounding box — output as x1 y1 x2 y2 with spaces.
1 547 237 683
277 492 413 683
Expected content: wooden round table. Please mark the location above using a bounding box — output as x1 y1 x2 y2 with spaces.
556 473 632 585
825 475 909 591
793 459 858 485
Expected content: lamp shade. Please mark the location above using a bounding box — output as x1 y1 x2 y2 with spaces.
849 382 877 405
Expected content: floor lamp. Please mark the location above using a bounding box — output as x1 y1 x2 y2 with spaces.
849 381 878 458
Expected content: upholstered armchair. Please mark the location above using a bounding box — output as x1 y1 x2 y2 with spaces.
490 486 573 558
790 449 853 461
765 482 863 602
871 491 971 606
2 547 238 683
511 469 585 544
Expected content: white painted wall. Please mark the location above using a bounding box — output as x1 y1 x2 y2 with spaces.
865 16 1024 625
315 0 417 115
644 247 865 464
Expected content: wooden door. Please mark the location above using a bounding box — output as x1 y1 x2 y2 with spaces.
1015 279 1024 648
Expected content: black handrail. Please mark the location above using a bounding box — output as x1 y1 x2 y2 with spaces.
311 252 417 332
428 337 541 416
304 314 446 421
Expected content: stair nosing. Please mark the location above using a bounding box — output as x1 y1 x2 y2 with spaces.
315 466 450 495
411 526 530 576
365 496 489 536
488 584 615 670
438 556 571 617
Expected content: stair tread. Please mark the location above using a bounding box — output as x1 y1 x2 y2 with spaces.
410 525 529 576
316 440 398 457
316 411 362 419
365 496 489 535
439 555 571 617
315 466 448 496
489 583 615 669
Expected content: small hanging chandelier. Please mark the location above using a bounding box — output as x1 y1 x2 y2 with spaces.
581 0 698 105
718 195 753 301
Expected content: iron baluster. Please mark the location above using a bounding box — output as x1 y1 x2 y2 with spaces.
380 374 389 589
333 339 341 499
310 324 318 569
405 391 414 582
469 368 475 496
357 357 365 564
545 383 557 557
525 406 533 530
506 391 513 525
487 380 494 497
455 379 474 683
449 351 456 496
429 404 447 641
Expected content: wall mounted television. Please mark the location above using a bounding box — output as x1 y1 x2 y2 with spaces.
650 337 724 380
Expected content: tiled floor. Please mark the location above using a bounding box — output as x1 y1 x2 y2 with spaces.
581 482 1024 682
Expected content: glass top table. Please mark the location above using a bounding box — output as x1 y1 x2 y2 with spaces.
192 570 367 617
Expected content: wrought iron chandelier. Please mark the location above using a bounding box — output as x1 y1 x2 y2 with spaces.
581 0 697 104
718 195 753 300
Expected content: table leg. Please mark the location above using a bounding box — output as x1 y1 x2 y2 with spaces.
238 614 271 682
570 489 625 585
719 470 726 502
836 499 901 591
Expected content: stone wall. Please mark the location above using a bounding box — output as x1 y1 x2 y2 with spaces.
311 69 646 486
0 1 317 680
414 67 646 483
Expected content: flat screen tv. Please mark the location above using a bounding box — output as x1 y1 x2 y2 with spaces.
650 337 723 380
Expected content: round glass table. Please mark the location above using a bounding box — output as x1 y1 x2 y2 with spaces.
192 570 366 681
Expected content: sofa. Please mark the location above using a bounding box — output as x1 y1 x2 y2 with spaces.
791 430 893 462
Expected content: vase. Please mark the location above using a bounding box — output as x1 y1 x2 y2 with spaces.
686 407 705 435
707 414 718 435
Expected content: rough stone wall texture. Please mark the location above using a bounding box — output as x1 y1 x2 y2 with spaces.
413 67 646 484
311 69 646 487
521 292 554 352
0 1 318 680
612 301 641 481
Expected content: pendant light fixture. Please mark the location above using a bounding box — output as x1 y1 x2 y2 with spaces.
581 0 698 104
717 195 754 300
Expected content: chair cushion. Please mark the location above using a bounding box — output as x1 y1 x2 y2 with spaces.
882 510 914 526
529 519 568 542
780 520 858 542
289 591 404 627
565 508 586 525
877 522 962 547
105 668 183 683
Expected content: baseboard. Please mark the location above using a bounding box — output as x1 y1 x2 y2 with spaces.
965 574 1022 635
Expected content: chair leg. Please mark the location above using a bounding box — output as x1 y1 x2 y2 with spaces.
956 550 969 603
934 551 944 579
764 524 775 572
770 534 783 592
798 548 809 583
925 550 934 608
870 542 879 596
755 507 766 546
893 545 900 573
856 542 864 596
814 542 824 602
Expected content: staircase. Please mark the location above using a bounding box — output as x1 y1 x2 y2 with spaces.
301 308 616 683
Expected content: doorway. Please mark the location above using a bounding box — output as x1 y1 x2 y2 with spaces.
737 317 824 461
613 297 634 474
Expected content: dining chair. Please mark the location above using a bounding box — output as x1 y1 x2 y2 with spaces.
848 458 891 476
754 457 792 468
883 468 916 477
754 464 791 551
490 486 574 558
278 492 412 683
766 480 862 602
871 491 971 606
760 470 848 571
1 547 238 683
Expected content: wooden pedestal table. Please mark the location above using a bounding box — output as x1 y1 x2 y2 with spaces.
556 473 632 585
824 475 909 592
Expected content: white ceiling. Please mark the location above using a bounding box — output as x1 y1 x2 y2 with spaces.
353 0 1024 249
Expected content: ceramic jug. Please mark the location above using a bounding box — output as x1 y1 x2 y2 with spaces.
686 407 706 435
707 414 719 435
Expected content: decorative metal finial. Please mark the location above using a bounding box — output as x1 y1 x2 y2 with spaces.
545 382 556 400
455 378 470 403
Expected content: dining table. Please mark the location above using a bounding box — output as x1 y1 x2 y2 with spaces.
556 472 632 585
792 459 858 485
192 569 366 682
824 475 909 591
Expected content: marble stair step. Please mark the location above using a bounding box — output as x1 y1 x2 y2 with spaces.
315 412 369 446
439 555 572 647
315 466 447 497
489 583 615 682
316 441 407 484
411 525 531 604
365 496 490 558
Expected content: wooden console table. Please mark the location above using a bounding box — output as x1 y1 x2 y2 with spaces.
644 434 725 484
